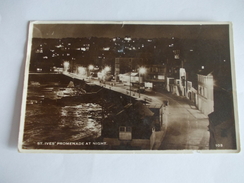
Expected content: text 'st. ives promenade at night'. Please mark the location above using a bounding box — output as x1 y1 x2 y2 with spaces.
18 21 239 153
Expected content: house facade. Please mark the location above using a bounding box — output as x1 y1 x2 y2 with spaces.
166 68 187 96
196 73 214 115
186 81 197 104
143 65 166 91
102 101 165 150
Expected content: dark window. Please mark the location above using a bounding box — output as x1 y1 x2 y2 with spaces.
126 127 131 132
119 126 126 132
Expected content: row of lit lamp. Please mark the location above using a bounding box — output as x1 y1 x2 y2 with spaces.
64 61 146 76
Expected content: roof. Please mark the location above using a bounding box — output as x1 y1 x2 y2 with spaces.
115 101 154 119
148 103 163 109
197 69 213 76
134 101 154 117
120 72 139 77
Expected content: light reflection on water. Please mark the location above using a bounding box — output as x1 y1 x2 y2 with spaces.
23 84 102 149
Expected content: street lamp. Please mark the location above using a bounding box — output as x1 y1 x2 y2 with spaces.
78 66 86 78
88 64 94 71
102 66 111 84
63 61 70 73
138 67 146 98
104 66 111 72
88 65 94 80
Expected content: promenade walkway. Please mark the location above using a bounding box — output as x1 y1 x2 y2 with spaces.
63 73 210 150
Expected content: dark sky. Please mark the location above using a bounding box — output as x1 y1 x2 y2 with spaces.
31 22 232 91
33 22 230 40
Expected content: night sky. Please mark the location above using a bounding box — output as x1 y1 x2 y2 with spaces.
31 22 233 91
32 22 230 40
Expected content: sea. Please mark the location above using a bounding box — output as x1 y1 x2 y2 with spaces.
22 77 104 150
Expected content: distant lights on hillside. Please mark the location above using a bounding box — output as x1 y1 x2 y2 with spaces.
103 47 110 51
124 37 131 41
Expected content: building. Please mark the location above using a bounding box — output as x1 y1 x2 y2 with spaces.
196 73 214 115
118 72 139 86
114 58 167 91
102 101 165 150
165 67 187 96
186 80 197 104
114 58 142 81
143 65 167 91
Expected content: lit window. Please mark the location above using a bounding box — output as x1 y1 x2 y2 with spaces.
119 126 132 140
158 75 164 80
174 55 179 59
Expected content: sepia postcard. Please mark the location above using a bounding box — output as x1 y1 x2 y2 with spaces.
18 21 240 153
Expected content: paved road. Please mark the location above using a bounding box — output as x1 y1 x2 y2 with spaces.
99 81 210 150
64 73 210 150
89 78 210 150
152 91 210 150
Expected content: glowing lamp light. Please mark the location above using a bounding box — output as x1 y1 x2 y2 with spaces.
63 61 70 72
139 67 146 74
104 66 111 72
88 65 94 70
63 61 69 68
78 66 86 75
